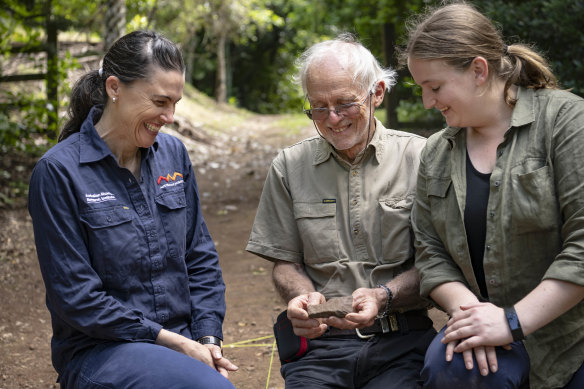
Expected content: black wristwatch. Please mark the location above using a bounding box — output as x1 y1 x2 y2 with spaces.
503 306 525 342
197 335 223 348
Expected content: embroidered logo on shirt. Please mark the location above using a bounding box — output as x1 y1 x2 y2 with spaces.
322 199 336 203
85 192 116 204
157 172 184 189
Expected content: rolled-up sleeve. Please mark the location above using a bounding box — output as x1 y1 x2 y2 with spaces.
544 98 584 285
412 140 469 298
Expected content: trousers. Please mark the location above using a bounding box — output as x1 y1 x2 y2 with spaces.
281 327 436 389
58 342 236 389
422 326 584 389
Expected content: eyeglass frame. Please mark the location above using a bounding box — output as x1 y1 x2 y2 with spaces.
303 91 373 121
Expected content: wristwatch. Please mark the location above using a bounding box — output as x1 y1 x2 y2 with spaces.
503 306 525 342
197 335 223 348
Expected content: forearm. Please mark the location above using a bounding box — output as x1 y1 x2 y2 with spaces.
429 281 481 316
384 267 428 310
272 260 316 303
515 279 584 336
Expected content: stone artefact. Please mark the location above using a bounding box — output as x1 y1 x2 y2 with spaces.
307 296 354 318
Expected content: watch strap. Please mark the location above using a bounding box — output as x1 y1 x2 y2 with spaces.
503 306 525 342
197 335 223 348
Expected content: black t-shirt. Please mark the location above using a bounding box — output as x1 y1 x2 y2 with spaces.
464 152 491 299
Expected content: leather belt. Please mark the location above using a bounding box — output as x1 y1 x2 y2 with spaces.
323 310 433 338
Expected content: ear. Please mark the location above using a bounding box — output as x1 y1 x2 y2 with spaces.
371 80 386 108
471 56 489 86
104 75 121 100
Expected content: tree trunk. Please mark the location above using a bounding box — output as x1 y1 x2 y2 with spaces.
215 31 227 103
382 22 398 129
104 0 126 52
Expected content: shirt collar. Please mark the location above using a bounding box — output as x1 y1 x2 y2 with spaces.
510 86 536 128
313 118 383 166
79 105 159 164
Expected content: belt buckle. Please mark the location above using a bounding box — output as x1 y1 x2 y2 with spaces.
355 327 375 339
389 313 399 332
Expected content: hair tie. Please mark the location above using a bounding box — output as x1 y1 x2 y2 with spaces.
503 44 509 55
98 68 103 77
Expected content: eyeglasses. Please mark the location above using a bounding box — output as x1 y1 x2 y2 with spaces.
303 93 371 121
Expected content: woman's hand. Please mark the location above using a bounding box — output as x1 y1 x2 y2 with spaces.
202 343 238 379
443 302 513 349
442 302 512 375
155 329 238 377
445 336 500 376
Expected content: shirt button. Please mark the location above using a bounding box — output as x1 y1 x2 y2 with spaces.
489 211 495 217
352 170 358 177
486 245 491 250
352 199 358 206
106 216 112 222
489 279 496 285
494 181 500 187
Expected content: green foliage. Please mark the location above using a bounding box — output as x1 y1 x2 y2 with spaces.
474 0 584 96
1 0 82 207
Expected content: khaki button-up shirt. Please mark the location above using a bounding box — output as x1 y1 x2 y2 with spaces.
246 120 426 303
412 87 584 389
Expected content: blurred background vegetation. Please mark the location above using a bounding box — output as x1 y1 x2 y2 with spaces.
1 0 583 205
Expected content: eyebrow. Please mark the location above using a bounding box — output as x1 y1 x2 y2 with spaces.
153 94 182 103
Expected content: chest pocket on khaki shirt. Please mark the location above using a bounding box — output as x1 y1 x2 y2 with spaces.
294 202 339 263
379 196 414 264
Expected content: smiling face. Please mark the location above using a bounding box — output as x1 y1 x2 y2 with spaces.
407 58 479 128
110 66 185 149
306 57 376 162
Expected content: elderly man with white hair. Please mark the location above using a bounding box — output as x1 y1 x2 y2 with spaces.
246 33 435 388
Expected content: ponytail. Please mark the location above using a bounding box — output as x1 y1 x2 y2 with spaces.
58 70 107 142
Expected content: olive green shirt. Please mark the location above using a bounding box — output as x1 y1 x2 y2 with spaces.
246 120 426 303
412 87 584 389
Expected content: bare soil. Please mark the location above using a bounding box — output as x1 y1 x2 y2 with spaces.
0 112 445 389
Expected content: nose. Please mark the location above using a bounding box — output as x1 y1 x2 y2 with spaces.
422 91 435 110
327 108 343 124
161 107 175 123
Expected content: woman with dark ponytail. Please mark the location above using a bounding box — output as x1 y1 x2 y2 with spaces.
402 2 584 389
29 30 237 388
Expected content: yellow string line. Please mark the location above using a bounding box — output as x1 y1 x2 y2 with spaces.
265 338 277 389
223 334 274 347
222 334 278 388
226 343 274 348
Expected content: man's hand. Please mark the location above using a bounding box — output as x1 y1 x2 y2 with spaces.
324 287 382 329
287 292 328 339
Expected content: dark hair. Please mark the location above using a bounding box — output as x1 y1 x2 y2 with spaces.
59 30 185 141
399 2 558 106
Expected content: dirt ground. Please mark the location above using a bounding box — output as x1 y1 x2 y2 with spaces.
0 112 444 389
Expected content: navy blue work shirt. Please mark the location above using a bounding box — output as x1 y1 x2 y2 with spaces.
28 106 226 375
